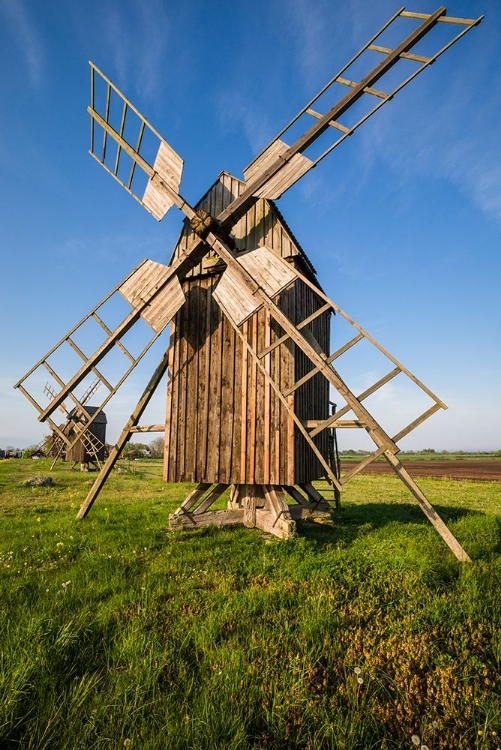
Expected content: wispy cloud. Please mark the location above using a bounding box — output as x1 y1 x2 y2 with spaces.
0 0 45 89
216 89 274 155
280 0 346 89
360 52 501 221
101 0 170 101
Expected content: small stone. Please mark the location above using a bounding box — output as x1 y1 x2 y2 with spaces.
24 476 53 487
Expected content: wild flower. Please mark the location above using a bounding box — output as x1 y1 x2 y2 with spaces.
354 666 362 675
357 677 363 684
411 736 420 746
61 581 71 588
56 542 64 548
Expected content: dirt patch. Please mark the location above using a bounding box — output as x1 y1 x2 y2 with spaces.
340 459 501 482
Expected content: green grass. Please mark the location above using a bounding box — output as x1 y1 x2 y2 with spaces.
340 452 501 462
1 459 500 749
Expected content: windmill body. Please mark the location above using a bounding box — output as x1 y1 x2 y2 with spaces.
14 7 484 560
166 171 330 487
64 407 107 467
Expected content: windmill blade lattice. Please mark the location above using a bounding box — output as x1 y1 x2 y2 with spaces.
14 259 185 445
89 62 184 221
233 7 482 205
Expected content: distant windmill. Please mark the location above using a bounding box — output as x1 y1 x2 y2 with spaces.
15 7 482 560
43 378 107 469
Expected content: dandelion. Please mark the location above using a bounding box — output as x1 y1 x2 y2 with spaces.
37 517 41 523
357 677 363 685
354 666 362 675
421 745 429 750
411 736 420 747
56 542 64 548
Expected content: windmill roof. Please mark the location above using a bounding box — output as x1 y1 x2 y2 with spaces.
216 170 319 280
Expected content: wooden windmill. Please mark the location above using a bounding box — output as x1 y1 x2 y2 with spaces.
40 379 107 469
15 7 482 561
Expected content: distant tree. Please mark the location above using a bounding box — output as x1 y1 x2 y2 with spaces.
42 435 54 455
22 445 38 458
149 437 164 458
122 442 149 459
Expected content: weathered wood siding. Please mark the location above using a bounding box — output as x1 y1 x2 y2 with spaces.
164 172 330 485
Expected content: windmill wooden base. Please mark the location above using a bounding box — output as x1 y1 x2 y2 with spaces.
169 483 332 539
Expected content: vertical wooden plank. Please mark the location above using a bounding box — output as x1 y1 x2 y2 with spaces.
163 325 176 482
262 200 273 249
218 311 235 483
240 321 249 483
230 175 247 253
230 321 242 484
272 205 282 257
286 281 296 486
247 315 258 484
167 305 181 482
196 277 211 481
176 288 189 480
273 321 281 485
254 309 265 483
184 280 199 481
248 200 257 257
263 307 271 485
206 276 222 481
278 288 290 485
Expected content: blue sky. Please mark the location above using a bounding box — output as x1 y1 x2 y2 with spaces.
1 0 500 452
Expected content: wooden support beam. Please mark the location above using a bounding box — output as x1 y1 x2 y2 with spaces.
193 484 229 515
282 332 364 398
129 424 166 433
258 302 331 359
170 508 245 531
76 348 172 519
173 483 213 514
383 451 471 563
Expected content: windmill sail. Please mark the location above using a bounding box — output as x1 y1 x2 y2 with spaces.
230 7 482 205
88 62 184 221
14 259 185 442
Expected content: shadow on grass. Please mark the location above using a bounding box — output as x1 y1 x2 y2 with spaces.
297 502 483 547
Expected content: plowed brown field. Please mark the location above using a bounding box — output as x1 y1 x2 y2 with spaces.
340 459 501 482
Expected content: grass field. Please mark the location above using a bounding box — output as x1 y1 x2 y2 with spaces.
339 452 501 462
1 458 500 749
